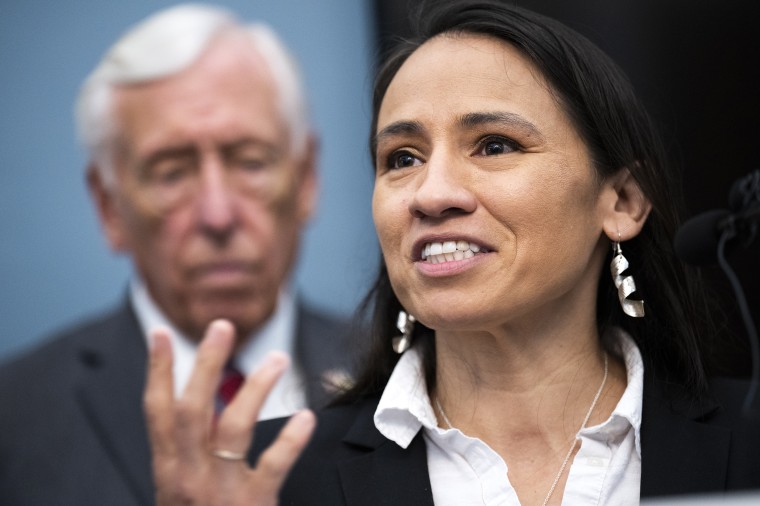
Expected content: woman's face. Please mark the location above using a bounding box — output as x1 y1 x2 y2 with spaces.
372 34 613 333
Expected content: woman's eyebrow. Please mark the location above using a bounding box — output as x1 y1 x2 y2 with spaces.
458 111 544 141
373 120 425 151
373 112 544 153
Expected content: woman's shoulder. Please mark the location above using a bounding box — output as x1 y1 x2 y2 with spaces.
644 372 759 421
252 395 383 456
706 376 760 426
250 395 431 505
632 374 760 496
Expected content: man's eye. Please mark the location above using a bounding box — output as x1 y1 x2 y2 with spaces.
153 164 192 185
388 151 421 169
477 136 519 156
238 159 267 171
230 147 281 173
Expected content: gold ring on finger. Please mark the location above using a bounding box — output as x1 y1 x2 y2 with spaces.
211 449 246 461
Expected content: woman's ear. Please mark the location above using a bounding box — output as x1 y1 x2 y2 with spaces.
601 168 652 241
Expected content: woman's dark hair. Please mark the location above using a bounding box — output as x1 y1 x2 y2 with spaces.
339 0 716 403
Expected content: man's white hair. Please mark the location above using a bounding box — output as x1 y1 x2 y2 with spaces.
75 3 310 186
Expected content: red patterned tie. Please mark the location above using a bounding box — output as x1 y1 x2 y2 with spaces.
216 364 244 413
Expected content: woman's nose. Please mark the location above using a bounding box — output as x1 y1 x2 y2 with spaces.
408 154 476 219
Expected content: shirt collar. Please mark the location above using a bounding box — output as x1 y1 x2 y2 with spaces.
374 328 645 455
603 327 645 457
130 277 297 398
374 346 437 448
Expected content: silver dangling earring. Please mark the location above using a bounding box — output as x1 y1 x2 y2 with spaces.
392 310 416 354
610 235 645 317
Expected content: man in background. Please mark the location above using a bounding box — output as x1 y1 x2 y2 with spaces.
0 5 354 504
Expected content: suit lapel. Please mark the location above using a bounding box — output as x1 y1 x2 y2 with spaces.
294 305 325 405
640 376 731 497
337 400 435 506
294 302 355 408
75 302 153 505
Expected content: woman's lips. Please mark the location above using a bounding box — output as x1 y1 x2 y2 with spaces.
420 240 484 264
414 239 492 276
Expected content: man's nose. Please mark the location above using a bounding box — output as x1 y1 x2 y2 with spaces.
195 159 238 241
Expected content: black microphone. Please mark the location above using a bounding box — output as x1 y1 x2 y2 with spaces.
729 169 760 212
674 169 760 266
674 169 760 413
673 209 732 265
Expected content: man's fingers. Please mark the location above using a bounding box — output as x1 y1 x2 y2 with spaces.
144 329 177 475
175 319 236 467
144 324 312 505
183 319 236 403
252 410 316 496
214 352 289 454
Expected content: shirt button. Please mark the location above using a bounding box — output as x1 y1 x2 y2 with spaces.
587 457 605 467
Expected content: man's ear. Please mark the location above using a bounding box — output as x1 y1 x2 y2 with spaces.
601 168 652 241
295 133 319 224
87 164 128 252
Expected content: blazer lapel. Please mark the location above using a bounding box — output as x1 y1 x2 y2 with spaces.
74 302 154 505
640 376 731 497
294 302 355 408
337 400 435 506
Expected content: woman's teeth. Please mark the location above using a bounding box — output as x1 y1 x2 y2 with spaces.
421 240 482 264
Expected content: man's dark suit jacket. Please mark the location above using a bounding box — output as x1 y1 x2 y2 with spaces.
250 375 760 505
0 299 355 505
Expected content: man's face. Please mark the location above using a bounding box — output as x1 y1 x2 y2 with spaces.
90 38 316 342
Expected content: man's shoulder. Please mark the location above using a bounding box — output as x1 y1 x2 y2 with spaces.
0 303 137 382
0 302 153 505
296 301 352 334
295 300 367 353
293 301 366 405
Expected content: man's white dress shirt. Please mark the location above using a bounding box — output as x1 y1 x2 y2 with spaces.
131 278 306 420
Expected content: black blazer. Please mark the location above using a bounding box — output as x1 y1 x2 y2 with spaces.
250 375 760 505
0 298 355 506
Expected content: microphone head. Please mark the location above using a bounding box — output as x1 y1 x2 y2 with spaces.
673 209 731 265
729 169 760 211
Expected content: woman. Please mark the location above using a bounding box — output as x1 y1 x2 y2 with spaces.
144 1 760 504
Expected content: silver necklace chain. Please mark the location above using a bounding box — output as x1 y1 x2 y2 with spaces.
435 353 609 506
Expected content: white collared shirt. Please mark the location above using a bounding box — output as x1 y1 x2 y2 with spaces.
131 278 306 420
374 329 644 505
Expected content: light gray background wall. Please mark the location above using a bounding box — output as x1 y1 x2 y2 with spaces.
0 0 379 359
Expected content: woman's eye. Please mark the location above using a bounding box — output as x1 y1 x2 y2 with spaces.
477 136 519 156
387 151 422 169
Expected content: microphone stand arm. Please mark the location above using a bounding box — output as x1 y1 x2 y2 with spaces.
716 217 760 412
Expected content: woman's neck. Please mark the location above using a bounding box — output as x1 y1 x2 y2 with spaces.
432 324 627 452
